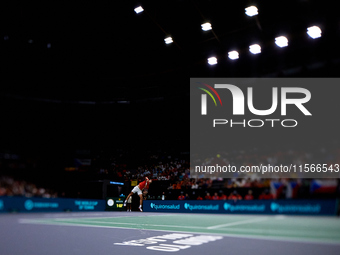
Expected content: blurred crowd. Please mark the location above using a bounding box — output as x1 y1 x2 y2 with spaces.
176 189 272 201
0 176 57 198
1 144 339 200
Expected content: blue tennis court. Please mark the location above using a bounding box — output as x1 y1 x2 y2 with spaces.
1 211 339 255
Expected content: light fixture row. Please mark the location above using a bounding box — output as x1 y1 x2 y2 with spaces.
134 5 259 16
134 5 257 44
207 29 322 65
134 5 321 48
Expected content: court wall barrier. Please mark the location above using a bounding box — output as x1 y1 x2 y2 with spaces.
143 199 337 216
0 196 105 213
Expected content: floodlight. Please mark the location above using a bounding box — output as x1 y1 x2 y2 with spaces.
134 6 144 14
249 44 261 54
275 36 288 47
307 26 322 39
228 51 239 60
201 22 212 31
164 36 173 44
207 57 217 65
245 6 258 17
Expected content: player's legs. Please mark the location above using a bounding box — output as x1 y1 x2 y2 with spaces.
124 185 141 206
138 194 143 211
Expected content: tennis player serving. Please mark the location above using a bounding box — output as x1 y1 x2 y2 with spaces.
124 177 152 212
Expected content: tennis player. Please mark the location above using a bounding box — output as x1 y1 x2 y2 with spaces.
124 177 152 212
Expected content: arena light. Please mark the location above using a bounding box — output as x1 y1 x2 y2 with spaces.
207 57 217 65
307 26 322 39
245 6 258 17
275 36 288 47
134 6 144 14
249 44 261 54
228 50 239 60
201 22 212 31
164 36 173 44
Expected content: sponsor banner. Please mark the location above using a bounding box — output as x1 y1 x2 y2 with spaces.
144 200 337 215
0 197 105 213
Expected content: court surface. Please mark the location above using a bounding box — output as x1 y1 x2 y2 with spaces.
1 211 339 255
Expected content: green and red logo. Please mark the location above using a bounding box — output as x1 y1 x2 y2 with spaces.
197 82 222 115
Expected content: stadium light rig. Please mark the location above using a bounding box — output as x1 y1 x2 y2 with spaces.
164 36 173 44
201 22 212 31
228 51 239 60
249 44 261 54
245 6 258 17
275 36 288 47
207 57 218 65
134 6 144 14
307 26 322 39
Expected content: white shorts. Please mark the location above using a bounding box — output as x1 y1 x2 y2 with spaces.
131 185 142 195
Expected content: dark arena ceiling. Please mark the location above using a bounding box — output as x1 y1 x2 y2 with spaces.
1 0 339 103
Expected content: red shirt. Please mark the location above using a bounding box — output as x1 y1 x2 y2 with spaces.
219 194 227 200
178 195 185 200
197 197 203 200
259 194 274 200
244 194 254 200
212 195 220 200
139 179 150 190
228 194 242 200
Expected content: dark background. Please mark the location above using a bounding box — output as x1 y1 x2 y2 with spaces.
1 0 339 198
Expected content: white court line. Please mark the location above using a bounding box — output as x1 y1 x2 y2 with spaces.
207 217 268 229
37 214 175 221
205 227 337 237
18 218 335 238
18 218 340 246
40 219 336 237
48 219 206 230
